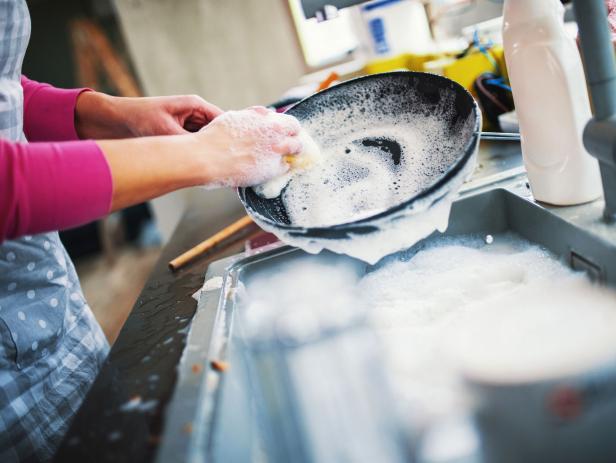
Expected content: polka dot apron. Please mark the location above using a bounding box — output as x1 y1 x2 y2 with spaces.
0 2 109 461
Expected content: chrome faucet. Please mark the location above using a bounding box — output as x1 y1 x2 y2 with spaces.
572 0 616 222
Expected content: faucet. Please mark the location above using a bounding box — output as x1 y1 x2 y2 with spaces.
573 0 616 222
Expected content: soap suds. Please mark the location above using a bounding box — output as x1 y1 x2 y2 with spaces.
240 257 365 341
202 108 301 189
283 117 467 228
241 233 616 426
254 129 324 199
360 233 616 421
248 78 479 264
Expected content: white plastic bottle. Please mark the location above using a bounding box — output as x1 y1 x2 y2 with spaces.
503 0 602 205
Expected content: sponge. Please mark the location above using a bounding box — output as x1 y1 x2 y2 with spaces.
255 130 323 199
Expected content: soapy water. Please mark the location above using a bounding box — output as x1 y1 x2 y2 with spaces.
254 129 324 199
248 80 479 264
241 233 616 425
201 108 301 189
283 116 467 228
240 256 365 341
362 233 616 422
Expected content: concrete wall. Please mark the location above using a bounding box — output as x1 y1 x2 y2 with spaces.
113 0 307 240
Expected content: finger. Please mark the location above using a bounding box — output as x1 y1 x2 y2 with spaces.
273 137 303 156
179 95 224 121
200 101 224 120
269 121 300 137
272 113 301 135
247 105 272 116
162 118 191 135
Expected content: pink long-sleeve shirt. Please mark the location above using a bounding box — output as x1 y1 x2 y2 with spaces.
0 77 112 243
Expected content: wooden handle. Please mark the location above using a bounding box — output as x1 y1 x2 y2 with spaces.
169 215 254 271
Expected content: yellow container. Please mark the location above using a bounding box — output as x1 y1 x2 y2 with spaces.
362 52 446 75
443 45 507 97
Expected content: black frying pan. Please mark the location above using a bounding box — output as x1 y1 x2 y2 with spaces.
238 71 481 240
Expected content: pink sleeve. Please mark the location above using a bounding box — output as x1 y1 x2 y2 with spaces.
0 138 113 242
21 76 90 142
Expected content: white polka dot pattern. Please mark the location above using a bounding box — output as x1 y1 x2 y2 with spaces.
0 229 109 462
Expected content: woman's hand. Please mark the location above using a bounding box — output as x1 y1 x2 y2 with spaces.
194 106 303 187
96 107 303 211
76 91 223 140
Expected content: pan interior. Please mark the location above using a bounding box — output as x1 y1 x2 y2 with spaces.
246 73 477 229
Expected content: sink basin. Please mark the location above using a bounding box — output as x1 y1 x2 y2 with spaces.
155 181 616 463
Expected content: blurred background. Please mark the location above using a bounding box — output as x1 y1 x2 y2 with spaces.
23 0 547 338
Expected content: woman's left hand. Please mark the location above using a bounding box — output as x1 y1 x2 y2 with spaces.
76 92 224 140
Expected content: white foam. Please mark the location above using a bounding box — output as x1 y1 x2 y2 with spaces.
284 117 465 228
253 157 473 265
254 129 324 199
240 257 364 340
240 233 616 425
202 109 301 188
360 233 616 421
249 83 479 264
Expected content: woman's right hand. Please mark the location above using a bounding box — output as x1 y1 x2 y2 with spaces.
195 106 303 188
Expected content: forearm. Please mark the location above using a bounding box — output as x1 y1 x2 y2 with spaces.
76 92 134 140
97 134 207 211
0 133 208 241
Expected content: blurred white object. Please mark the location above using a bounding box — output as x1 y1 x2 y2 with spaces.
360 0 432 58
462 16 504 45
418 416 479 463
503 0 602 205
498 110 519 134
289 0 360 68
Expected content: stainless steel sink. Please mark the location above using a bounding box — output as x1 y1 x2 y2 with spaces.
155 142 616 463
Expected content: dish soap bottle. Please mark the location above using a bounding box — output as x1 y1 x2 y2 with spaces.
503 0 602 205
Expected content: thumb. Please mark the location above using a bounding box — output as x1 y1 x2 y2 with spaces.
163 116 191 135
